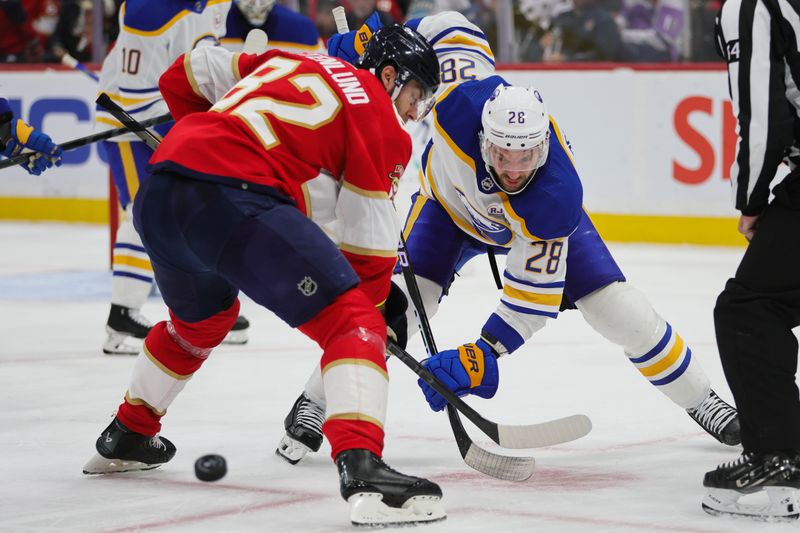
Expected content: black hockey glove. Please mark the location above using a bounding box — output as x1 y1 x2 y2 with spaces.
384 281 408 349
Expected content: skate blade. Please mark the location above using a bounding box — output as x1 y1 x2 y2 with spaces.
703 487 800 522
348 492 446 527
275 434 312 465
221 329 248 345
82 453 164 475
103 330 143 356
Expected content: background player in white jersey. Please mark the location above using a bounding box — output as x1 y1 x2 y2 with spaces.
96 0 251 356
220 0 323 53
275 10 740 466
0 97 62 175
83 24 444 526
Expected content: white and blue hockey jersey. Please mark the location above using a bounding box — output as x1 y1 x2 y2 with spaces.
95 0 232 139
405 11 496 97
419 74 583 352
400 11 498 180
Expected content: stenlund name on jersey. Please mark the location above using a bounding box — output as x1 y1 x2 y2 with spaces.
306 53 370 105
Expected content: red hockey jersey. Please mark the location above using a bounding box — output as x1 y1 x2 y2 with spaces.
152 48 411 306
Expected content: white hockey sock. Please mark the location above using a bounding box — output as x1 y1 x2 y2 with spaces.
577 282 710 409
304 364 327 411
111 210 154 310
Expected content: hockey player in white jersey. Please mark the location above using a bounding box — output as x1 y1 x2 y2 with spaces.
97 0 250 355
276 10 740 465
220 0 323 53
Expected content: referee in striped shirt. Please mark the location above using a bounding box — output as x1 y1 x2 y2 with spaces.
702 0 800 518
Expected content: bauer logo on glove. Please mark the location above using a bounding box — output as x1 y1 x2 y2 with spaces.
418 339 499 411
458 343 484 386
327 11 383 64
355 27 373 55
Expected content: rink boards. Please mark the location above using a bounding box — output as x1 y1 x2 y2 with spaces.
0 63 750 245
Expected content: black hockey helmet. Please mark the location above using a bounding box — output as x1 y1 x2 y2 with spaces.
356 24 440 119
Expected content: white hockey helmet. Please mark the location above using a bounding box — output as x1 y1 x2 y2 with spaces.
479 85 550 194
234 0 276 26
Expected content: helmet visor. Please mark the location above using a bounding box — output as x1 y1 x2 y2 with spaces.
414 91 436 121
397 78 436 122
482 140 548 173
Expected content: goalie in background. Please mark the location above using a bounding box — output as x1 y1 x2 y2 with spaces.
0 97 62 175
220 0 324 54
95 0 251 356
703 0 800 521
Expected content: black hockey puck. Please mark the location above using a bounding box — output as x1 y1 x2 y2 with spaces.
194 454 227 482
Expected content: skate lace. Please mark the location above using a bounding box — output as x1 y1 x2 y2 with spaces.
297 396 326 434
149 435 167 451
688 391 737 434
128 309 153 329
718 452 755 471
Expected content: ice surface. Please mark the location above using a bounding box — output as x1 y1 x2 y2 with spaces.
0 222 791 532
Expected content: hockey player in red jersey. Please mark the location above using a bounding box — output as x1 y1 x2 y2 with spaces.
82 25 444 527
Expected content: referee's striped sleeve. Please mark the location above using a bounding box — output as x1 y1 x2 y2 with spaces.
719 0 796 215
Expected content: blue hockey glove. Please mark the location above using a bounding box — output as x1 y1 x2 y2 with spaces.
327 11 383 64
1 119 62 175
418 339 499 412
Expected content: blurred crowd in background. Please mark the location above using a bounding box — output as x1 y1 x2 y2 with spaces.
0 0 722 64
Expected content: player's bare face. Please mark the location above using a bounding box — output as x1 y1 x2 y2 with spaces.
488 146 538 192
394 80 425 123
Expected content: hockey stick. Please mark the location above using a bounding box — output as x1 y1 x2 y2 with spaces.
394 235 534 481
0 112 172 170
332 6 349 34
61 53 100 82
94 27 269 149
243 28 269 54
387 338 591 449
96 93 162 151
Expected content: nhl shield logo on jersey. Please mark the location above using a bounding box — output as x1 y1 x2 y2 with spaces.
481 177 494 191
297 276 318 296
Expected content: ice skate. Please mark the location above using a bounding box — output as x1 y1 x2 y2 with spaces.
103 304 152 355
686 389 741 445
221 314 250 345
336 449 446 526
275 393 325 464
702 451 800 521
83 417 176 474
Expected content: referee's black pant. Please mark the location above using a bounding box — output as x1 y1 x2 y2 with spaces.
715 171 800 453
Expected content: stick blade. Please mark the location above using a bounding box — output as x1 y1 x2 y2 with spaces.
332 6 349 34
463 444 536 481
243 29 268 54
498 414 592 449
